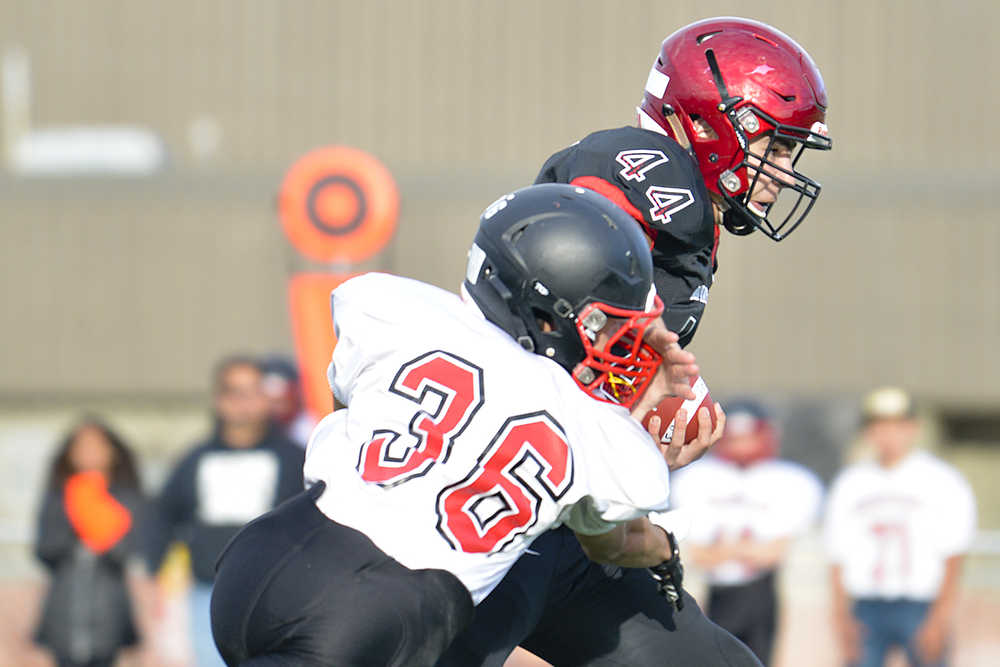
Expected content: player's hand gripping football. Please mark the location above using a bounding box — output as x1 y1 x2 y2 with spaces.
630 318 726 471
647 403 726 471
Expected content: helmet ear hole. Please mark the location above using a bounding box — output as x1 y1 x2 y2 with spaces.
533 309 556 333
689 115 718 141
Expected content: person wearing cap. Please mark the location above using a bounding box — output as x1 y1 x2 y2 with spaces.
824 387 977 667
669 399 823 665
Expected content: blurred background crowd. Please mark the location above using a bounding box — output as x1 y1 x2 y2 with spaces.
1 1 997 666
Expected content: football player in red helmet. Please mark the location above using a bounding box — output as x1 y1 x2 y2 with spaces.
638 17 831 242
537 17 831 348
440 17 830 667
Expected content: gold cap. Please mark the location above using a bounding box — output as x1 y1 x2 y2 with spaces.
862 386 915 422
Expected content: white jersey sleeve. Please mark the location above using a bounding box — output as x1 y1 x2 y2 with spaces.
929 461 977 557
326 279 382 406
559 405 671 535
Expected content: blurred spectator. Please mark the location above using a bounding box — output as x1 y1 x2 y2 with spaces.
825 387 976 667
670 399 823 665
33 417 146 667
145 356 305 666
260 355 316 447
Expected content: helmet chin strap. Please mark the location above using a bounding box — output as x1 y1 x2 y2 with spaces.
637 106 668 136
467 269 537 352
636 106 692 151
484 272 536 352
707 192 744 233
721 207 757 236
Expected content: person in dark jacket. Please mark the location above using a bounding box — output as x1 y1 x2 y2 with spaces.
145 355 305 666
34 417 145 667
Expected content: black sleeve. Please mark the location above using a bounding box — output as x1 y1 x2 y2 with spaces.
653 266 707 348
144 450 200 573
34 490 78 569
535 143 575 185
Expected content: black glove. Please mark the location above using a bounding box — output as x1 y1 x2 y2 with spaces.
648 530 684 611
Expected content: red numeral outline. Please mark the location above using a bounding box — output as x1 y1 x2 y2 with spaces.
357 351 484 487
645 185 695 224
436 412 573 554
615 148 669 183
358 353 574 553
871 521 910 583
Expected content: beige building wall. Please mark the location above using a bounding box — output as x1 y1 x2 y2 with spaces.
0 0 997 404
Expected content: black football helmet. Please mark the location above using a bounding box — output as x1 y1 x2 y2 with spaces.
463 184 664 408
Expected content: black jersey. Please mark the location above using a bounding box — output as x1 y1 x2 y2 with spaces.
536 126 717 347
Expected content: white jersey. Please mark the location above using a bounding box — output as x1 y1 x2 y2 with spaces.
670 457 822 585
823 450 976 600
303 273 671 603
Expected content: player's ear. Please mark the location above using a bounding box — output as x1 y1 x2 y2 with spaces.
690 116 719 141
534 309 556 334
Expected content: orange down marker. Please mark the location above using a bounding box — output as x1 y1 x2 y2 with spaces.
287 273 360 421
278 145 399 265
278 146 399 421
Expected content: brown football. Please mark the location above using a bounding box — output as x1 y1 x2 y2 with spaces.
640 375 717 445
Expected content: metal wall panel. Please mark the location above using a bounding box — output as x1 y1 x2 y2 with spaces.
2 1 995 169
0 1 996 402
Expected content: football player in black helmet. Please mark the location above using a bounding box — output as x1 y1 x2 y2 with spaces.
210 184 717 666
464 184 668 411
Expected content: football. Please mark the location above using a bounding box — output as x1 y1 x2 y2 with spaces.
640 375 717 445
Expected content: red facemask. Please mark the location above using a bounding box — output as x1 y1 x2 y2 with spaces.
571 296 664 409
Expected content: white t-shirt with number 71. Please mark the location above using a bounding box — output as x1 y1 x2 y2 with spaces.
823 450 976 600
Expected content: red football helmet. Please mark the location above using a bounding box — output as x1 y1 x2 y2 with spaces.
638 17 831 241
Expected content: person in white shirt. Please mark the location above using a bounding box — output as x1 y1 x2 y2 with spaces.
825 387 976 667
208 184 737 666
670 399 823 664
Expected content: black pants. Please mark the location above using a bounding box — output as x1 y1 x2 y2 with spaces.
210 483 474 667
437 526 762 667
707 571 778 666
